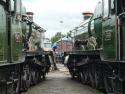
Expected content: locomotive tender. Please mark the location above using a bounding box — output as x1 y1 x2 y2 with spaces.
0 0 51 94
64 0 125 94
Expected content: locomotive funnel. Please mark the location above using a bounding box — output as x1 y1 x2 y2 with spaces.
27 12 34 20
82 11 93 21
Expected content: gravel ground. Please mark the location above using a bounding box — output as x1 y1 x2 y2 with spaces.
23 63 104 94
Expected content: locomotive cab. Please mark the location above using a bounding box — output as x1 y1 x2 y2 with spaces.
100 0 125 61
117 0 125 60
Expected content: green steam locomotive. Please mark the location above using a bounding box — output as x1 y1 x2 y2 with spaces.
0 0 51 94
64 0 125 94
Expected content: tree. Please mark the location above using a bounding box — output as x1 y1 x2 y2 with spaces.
67 32 71 37
51 32 65 44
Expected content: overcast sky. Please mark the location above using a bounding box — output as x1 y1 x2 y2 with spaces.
23 0 100 38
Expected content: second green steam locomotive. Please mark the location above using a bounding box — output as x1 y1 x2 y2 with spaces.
64 0 125 94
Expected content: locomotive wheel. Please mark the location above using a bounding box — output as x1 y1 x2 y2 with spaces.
89 71 95 88
0 85 6 94
103 64 114 93
103 75 114 93
22 65 31 91
115 77 125 94
7 74 20 94
42 73 46 80
94 70 104 90
31 71 39 85
79 72 87 84
7 80 20 94
94 71 99 89
70 71 75 79
13 79 20 94
7 84 14 94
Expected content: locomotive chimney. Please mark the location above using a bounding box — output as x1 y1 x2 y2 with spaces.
26 12 34 21
82 11 93 21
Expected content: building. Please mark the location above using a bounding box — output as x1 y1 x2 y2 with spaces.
55 36 73 53
43 38 52 51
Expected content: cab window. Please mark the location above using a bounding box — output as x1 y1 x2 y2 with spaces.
103 0 109 18
121 0 125 12
117 0 125 14
94 1 102 19
16 0 21 14
10 0 14 12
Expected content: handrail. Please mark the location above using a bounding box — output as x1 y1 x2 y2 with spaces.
22 15 46 32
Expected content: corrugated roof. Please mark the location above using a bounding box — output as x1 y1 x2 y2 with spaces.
57 36 72 42
52 36 72 49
